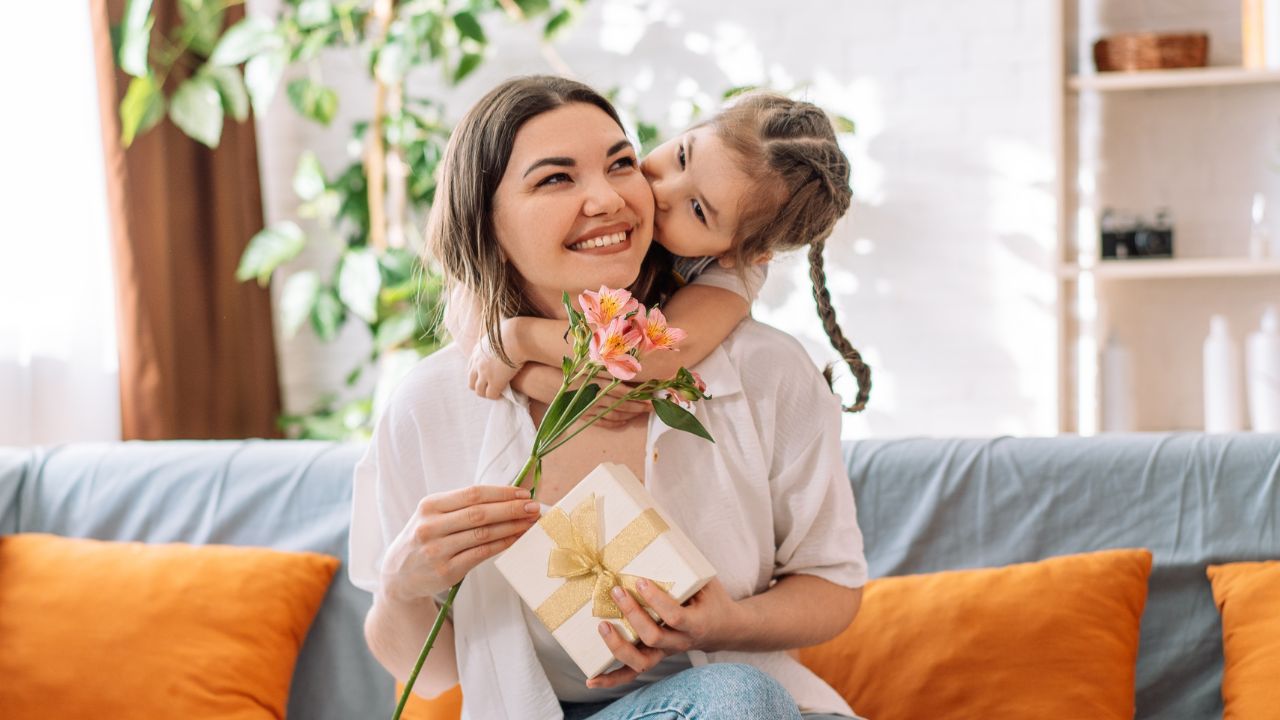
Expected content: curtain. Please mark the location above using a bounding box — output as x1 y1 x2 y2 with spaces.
89 0 282 440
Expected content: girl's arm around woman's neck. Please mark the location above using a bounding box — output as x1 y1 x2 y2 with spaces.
365 590 460 700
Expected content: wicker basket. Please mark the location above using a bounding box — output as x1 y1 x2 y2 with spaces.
1093 32 1209 72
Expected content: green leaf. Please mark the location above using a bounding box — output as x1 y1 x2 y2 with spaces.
287 78 338 125
119 74 165 147
292 151 326 201
337 249 382 323
833 114 856 135
279 270 320 337
636 120 658 149
310 287 346 341
652 397 715 443
374 310 418 352
205 65 250 121
169 74 224 148
536 386 578 448
296 26 335 62
244 48 286 116
543 8 572 40
178 0 226 57
344 364 364 387
374 39 410 84
721 84 756 100
453 11 486 43
118 0 154 77
378 248 419 287
236 221 305 286
452 52 483 85
209 16 281 66
515 0 551 16
296 0 335 28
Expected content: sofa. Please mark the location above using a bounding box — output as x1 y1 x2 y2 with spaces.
2 432 1277 718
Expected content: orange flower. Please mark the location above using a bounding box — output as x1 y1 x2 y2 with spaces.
633 306 687 354
588 316 643 380
579 286 640 329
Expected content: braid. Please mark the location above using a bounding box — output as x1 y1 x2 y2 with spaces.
713 91 873 413
808 239 872 413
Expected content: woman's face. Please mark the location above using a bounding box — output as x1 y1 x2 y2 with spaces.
492 103 654 317
640 126 749 260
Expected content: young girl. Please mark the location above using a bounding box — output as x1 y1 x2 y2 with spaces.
445 92 873 421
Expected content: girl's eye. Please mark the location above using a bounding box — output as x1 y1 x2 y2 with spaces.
677 142 686 169
691 198 706 225
611 156 636 171
536 173 571 188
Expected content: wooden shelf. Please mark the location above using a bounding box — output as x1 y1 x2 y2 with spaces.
1060 257 1280 280
1068 67 1280 92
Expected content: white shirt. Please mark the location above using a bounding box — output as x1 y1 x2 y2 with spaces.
349 319 868 719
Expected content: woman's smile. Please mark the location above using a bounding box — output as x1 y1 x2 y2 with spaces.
566 223 634 254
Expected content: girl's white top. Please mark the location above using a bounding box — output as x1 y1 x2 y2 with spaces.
349 319 868 719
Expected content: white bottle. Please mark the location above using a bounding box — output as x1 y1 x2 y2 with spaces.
1101 332 1135 432
1246 306 1280 431
1204 315 1244 433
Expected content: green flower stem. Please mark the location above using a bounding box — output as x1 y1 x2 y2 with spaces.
539 366 602 450
391 450 540 720
542 379 661 454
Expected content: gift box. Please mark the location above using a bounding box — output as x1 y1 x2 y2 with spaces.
494 462 717 678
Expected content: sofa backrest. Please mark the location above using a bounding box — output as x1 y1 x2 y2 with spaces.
0 440 385 720
2 433 1275 719
844 433 1280 719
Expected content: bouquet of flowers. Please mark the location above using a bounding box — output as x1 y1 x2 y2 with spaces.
393 286 713 719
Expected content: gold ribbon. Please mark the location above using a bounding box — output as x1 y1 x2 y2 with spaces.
533 493 673 637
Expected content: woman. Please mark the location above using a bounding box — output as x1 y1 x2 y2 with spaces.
350 76 867 720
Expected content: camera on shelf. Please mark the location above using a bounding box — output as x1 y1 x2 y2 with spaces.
1100 208 1174 259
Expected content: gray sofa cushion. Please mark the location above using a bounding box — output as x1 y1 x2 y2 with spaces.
845 432 1280 719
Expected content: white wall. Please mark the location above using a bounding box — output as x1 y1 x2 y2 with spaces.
251 0 1060 438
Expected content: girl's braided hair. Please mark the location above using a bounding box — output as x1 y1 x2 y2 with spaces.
710 93 871 413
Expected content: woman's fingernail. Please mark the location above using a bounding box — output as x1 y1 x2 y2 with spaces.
611 586 624 600
599 622 611 636
515 488 531 498
524 502 540 513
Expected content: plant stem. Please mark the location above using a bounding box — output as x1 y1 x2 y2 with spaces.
391 450 538 720
542 379 659 454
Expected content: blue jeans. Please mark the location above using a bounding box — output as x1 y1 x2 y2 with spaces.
558 663 859 720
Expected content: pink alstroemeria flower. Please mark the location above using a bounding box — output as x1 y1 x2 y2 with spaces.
579 286 641 329
589 316 643 380
633 306 687 354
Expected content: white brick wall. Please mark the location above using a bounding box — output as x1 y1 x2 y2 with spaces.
251 0 1060 438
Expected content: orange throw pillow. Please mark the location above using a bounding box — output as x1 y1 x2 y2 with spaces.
0 533 339 719
395 682 463 720
796 548 1153 720
1207 561 1280 718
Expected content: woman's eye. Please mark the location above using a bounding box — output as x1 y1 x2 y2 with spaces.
611 156 636 171
691 198 706 224
536 173 571 188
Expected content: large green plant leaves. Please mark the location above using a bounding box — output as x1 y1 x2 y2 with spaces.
337 249 382 324
279 270 320 337
169 73 224 148
117 0 154 78
244 48 286 116
287 78 338 125
119 74 165 147
178 0 226 57
205 65 249 122
209 16 281 66
236 221 305 286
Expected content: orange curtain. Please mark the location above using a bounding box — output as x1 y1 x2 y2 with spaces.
90 0 282 440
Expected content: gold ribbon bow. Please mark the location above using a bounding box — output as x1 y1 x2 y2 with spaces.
533 493 672 636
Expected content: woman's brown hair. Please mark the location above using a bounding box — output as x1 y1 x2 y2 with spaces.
709 92 872 413
426 75 631 364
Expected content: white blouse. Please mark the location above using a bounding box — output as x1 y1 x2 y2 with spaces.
349 319 868 719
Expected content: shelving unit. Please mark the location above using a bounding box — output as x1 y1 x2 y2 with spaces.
1055 0 1280 434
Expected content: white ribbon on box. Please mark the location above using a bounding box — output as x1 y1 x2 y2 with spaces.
495 462 717 678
